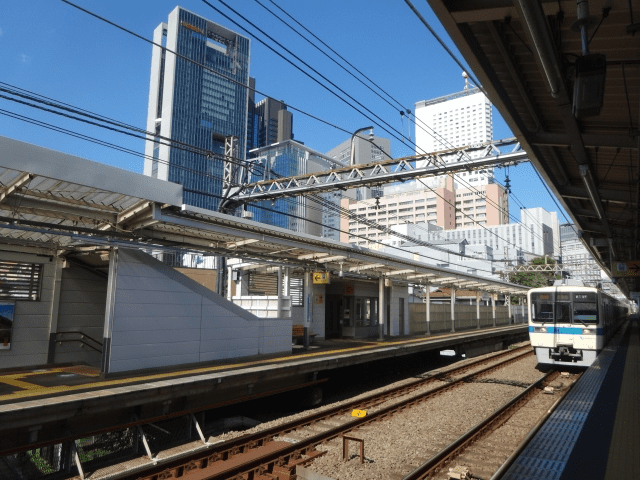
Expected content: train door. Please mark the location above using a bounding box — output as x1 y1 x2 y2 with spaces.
555 291 572 346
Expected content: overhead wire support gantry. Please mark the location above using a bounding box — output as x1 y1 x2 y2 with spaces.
231 138 526 203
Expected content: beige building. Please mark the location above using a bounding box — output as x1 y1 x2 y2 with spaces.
341 177 508 246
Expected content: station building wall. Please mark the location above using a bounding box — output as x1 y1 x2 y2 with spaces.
53 265 107 367
103 249 291 373
0 250 59 369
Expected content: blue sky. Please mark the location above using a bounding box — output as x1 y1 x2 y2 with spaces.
0 0 568 222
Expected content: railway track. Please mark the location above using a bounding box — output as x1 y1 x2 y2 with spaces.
110 345 533 480
398 370 581 480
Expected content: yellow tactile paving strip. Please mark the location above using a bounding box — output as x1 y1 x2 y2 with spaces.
0 326 516 404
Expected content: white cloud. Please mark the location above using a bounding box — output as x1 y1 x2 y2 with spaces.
21 54 30 63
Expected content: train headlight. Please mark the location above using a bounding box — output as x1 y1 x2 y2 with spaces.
582 328 592 334
538 327 547 333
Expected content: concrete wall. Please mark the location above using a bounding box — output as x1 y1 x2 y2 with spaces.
54 265 107 367
0 250 60 369
104 249 291 373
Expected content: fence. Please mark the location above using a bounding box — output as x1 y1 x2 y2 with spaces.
232 296 292 318
409 303 520 334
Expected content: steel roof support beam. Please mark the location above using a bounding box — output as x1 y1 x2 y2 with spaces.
0 172 32 203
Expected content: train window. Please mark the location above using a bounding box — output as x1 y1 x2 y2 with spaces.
532 303 553 322
556 303 571 323
574 302 598 324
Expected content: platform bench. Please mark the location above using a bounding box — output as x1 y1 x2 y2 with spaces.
292 325 317 344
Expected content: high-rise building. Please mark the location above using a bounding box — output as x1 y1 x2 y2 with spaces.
247 140 341 236
252 98 293 149
144 7 251 211
326 131 391 201
414 80 493 188
341 180 509 246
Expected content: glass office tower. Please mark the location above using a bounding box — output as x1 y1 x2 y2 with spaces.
144 7 250 211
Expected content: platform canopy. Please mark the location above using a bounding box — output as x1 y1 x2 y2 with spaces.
0 136 528 296
427 0 639 295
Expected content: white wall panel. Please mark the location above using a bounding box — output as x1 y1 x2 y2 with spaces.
106 249 290 373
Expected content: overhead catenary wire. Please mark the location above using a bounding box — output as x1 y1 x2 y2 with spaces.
209 0 552 247
58 0 537 252
0 107 510 274
56 1 549 258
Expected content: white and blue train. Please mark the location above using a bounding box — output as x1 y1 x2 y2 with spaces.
528 284 628 367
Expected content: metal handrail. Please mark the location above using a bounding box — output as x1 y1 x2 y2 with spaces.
55 330 103 346
55 331 103 353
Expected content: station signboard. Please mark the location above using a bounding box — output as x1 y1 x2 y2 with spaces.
612 262 640 277
313 272 330 284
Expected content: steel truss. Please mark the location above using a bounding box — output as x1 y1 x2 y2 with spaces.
229 138 526 202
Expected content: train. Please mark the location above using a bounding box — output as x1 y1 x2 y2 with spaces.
528 283 628 367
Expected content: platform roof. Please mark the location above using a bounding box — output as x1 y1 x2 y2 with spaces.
427 0 639 295
0 136 527 295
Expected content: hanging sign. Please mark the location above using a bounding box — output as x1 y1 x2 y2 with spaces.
313 272 330 284
612 262 640 277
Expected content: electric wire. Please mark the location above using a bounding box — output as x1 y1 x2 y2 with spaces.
59 0 545 255
0 80 540 258
209 0 551 246
204 0 550 250
0 106 516 273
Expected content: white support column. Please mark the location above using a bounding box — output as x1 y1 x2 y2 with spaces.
476 291 481 329
379 277 385 340
425 284 431 335
227 266 233 301
303 271 311 349
507 295 512 323
283 267 290 296
492 293 496 327
277 267 283 318
450 288 456 332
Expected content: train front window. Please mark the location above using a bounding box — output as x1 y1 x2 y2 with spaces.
574 302 598 323
532 303 554 323
531 293 554 323
556 303 571 323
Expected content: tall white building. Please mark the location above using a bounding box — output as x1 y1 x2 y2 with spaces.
414 80 493 188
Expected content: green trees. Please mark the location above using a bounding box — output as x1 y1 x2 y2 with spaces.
509 257 561 288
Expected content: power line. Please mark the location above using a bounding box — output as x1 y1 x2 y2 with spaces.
208 0 550 247
0 105 524 272
57 0 548 256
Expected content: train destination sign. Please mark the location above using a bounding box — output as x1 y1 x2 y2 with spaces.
612 262 640 277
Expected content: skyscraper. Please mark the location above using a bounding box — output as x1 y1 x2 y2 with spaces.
247 140 338 236
414 79 493 189
144 7 251 211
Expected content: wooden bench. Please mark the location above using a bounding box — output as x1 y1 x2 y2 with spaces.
292 325 317 344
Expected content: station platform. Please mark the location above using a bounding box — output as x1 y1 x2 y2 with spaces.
503 316 639 480
0 324 527 455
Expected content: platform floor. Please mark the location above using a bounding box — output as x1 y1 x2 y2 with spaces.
503 317 639 480
0 325 523 406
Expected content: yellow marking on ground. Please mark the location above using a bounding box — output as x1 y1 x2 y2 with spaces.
0 327 518 403
0 378 46 391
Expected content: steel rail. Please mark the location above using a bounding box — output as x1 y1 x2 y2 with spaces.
125 348 533 480
401 370 575 480
490 372 582 480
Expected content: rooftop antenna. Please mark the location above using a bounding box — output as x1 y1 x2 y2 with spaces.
462 71 469 90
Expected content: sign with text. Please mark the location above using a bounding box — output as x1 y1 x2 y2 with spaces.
313 272 330 284
612 262 640 277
